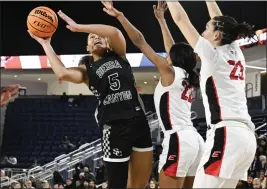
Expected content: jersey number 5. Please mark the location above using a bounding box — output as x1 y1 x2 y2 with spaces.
181 85 193 103
108 73 120 91
228 60 244 80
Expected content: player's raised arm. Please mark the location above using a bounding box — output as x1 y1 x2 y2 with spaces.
167 1 200 49
57 10 126 57
205 1 223 19
153 1 175 54
101 1 174 85
28 31 87 84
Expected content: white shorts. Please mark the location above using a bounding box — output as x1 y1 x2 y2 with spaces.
193 124 257 187
158 129 205 177
193 167 239 188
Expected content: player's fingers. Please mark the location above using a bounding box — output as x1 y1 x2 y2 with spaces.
27 30 38 40
103 8 110 14
9 86 19 92
9 84 20 88
66 25 73 31
102 1 112 9
11 91 18 98
108 1 113 9
7 86 16 92
57 10 70 21
57 10 64 17
2 92 11 103
157 1 161 9
163 1 167 9
101 1 108 7
27 30 33 37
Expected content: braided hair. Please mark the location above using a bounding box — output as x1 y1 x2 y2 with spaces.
212 16 255 45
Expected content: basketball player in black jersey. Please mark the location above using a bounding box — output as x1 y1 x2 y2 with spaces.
28 9 153 189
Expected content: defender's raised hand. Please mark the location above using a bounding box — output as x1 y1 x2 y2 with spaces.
153 1 168 21
101 1 122 18
58 10 79 32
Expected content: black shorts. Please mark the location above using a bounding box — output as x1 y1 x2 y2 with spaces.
101 115 153 162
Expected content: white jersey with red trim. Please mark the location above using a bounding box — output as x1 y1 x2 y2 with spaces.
154 67 194 133
194 37 254 130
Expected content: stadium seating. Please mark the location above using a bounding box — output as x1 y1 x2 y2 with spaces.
0 95 157 168
1 96 100 168
1 95 266 168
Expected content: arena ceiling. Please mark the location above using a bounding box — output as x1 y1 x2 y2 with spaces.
1 1 266 87
1 1 266 56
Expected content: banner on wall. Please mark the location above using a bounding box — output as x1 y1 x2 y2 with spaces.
239 28 267 49
1 28 266 70
245 72 262 98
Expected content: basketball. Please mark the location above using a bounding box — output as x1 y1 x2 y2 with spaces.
27 6 58 38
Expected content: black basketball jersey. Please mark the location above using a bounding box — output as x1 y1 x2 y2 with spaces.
85 51 146 126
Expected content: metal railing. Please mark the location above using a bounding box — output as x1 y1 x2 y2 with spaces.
0 139 103 187
0 177 11 187
2 110 265 187
0 112 162 187
31 139 102 174
255 123 267 132
246 82 253 98
25 113 161 181
40 139 101 172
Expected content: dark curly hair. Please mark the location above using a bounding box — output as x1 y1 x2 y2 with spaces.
212 15 255 45
169 42 199 88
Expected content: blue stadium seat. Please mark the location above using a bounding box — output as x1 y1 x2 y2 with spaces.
1 96 101 167
2 95 264 168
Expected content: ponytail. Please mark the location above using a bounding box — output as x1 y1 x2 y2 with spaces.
234 22 255 40
184 70 199 88
213 16 256 45
169 42 199 88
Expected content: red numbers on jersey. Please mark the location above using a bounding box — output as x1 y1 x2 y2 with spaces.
227 60 244 80
181 85 193 103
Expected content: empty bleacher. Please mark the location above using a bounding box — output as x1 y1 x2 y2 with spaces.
1 95 266 168
1 96 100 168
0 94 157 168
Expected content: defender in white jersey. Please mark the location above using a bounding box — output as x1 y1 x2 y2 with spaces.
167 1 257 188
104 2 204 188
154 65 205 188
153 2 204 188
